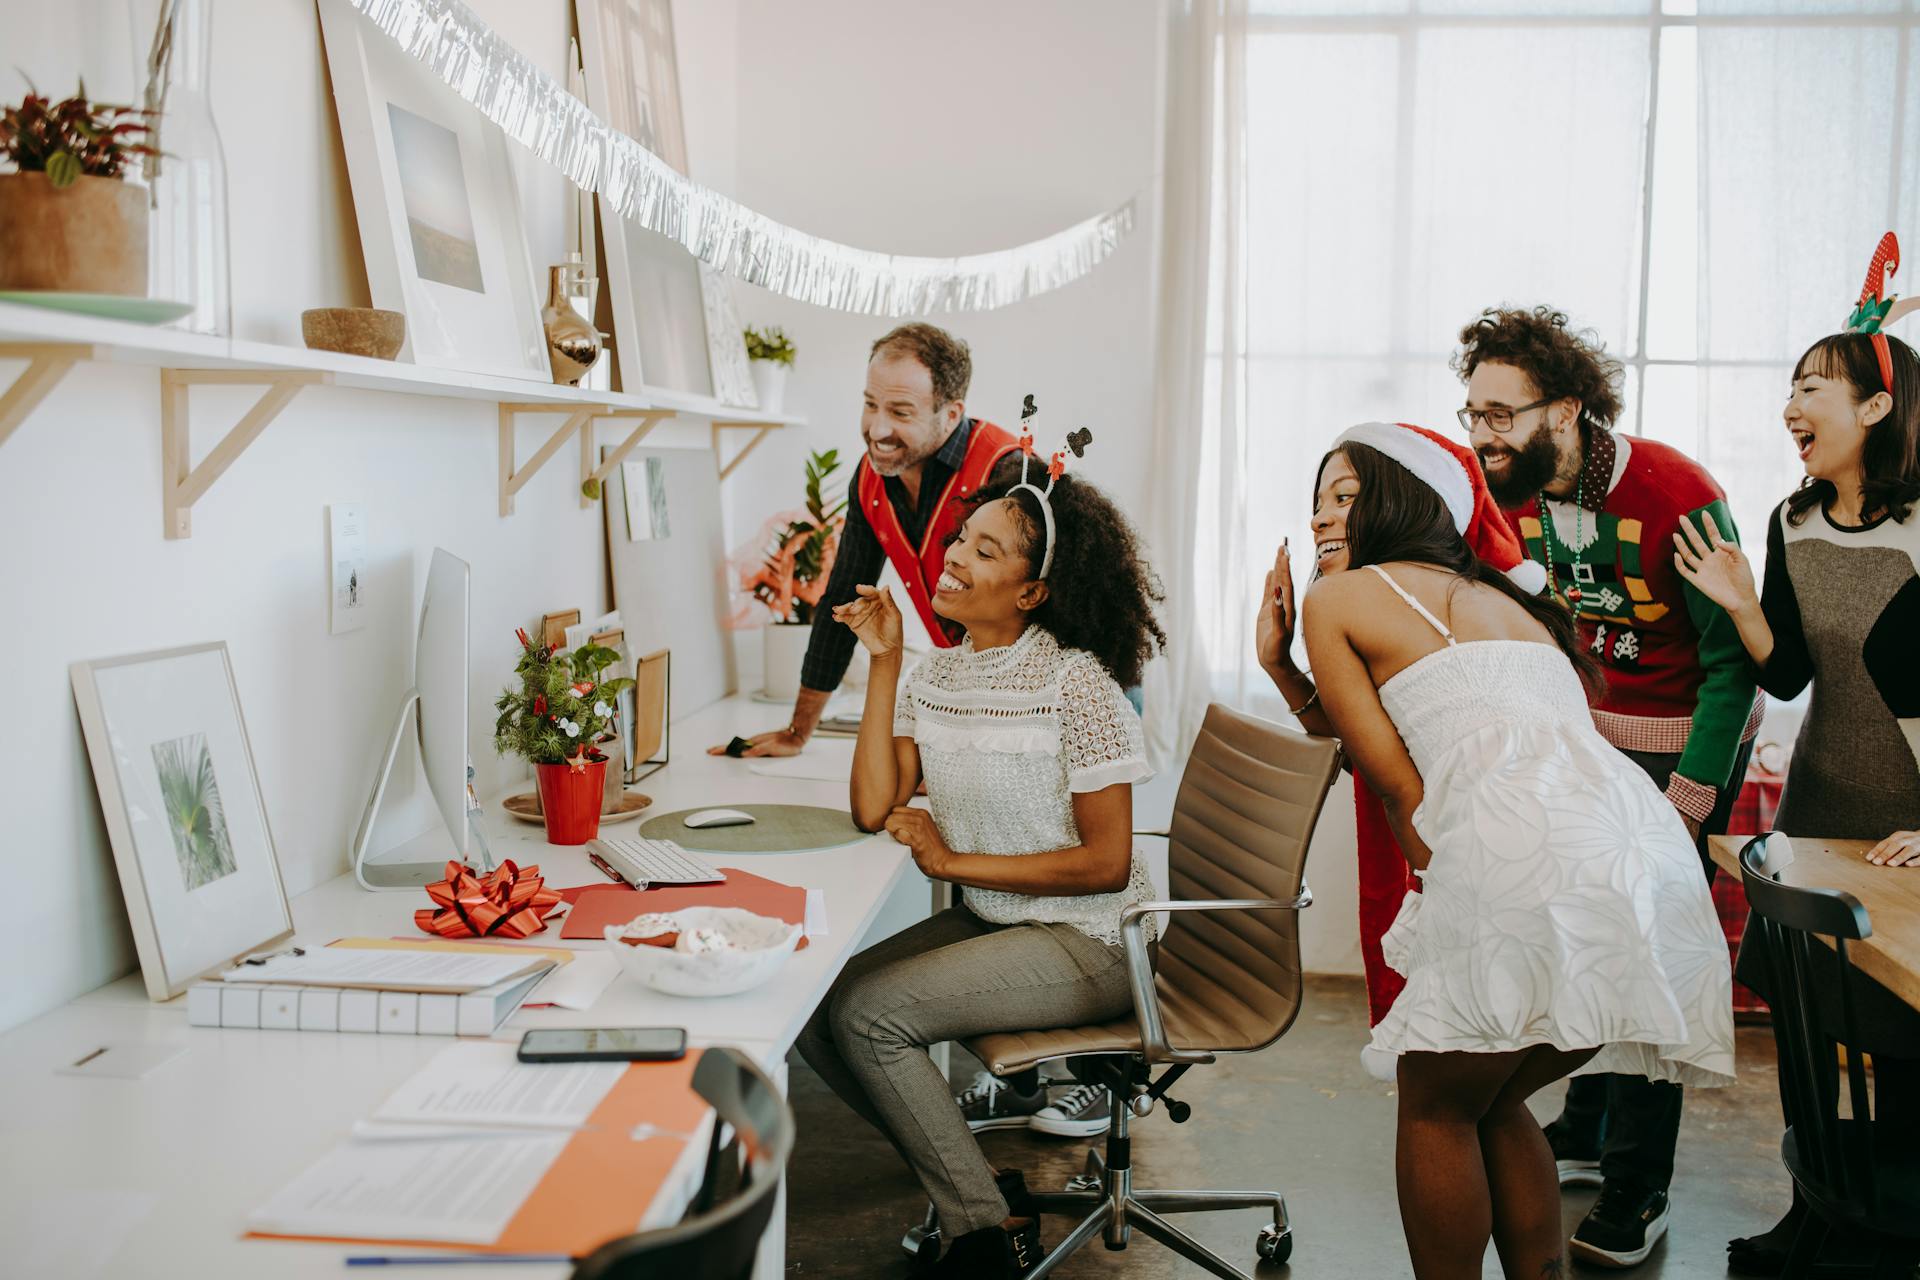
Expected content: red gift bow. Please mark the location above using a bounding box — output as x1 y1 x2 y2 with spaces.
414 859 564 939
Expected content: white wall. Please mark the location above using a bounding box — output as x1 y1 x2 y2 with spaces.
0 0 745 1033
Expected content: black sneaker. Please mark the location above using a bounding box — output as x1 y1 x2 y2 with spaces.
1543 1118 1603 1189
956 1070 1049 1133
930 1222 1045 1277
1029 1082 1112 1138
1569 1181 1670 1268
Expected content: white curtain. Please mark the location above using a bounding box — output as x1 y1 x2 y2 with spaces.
1146 1 1920 762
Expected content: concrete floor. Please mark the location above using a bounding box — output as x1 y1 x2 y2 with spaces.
784 974 1788 1279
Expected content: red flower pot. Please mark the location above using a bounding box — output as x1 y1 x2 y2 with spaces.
534 759 607 845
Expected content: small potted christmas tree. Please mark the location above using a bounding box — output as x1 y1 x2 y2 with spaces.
493 631 634 845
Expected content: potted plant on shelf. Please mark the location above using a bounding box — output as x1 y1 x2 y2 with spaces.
493 630 634 845
743 324 796 415
0 83 157 296
742 449 845 699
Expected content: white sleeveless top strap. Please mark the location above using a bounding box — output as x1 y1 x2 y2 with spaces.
1365 564 1457 646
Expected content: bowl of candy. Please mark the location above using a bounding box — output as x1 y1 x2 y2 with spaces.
605 907 803 997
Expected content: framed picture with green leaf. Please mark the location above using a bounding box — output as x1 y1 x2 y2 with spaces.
71 643 292 1001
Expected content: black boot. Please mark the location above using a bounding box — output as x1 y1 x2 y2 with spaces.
996 1168 1040 1220
931 1223 1045 1277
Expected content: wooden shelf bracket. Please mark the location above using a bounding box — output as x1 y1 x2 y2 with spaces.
0 343 89 452
161 369 323 539
580 408 675 508
712 420 779 481
498 402 602 516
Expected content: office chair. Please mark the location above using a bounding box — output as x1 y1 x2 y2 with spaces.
1738 835 1920 1278
571 1046 794 1280
905 704 1343 1278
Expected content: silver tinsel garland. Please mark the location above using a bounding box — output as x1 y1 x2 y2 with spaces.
343 0 1136 316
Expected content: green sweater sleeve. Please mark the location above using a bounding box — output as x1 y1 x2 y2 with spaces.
1676 500 1759 793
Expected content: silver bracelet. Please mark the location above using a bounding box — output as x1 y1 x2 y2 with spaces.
1287 681 1320 718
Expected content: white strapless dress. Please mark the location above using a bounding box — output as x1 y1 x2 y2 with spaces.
1365 620 1735 1087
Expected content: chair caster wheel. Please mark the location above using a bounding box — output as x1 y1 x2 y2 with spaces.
903 1224 941 1267
1256 1225 1292 1265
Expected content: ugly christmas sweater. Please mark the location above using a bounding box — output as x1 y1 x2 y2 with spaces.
1502 428 1762 820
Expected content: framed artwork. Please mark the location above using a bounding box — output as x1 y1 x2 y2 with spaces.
71 644 293 1001
578 0 752 400
317 0 547 380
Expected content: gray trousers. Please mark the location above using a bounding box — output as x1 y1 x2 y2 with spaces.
795 903 1132 1236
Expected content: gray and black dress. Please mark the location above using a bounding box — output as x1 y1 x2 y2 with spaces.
1754 498 1920 836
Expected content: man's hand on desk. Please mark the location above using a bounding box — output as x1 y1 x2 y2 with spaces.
708 726 808 758
1866 830 1920 867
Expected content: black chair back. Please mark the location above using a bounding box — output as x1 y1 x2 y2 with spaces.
569 1047 794 1280
1738 837 1883 1213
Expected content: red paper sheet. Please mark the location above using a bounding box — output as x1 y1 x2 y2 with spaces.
559 869 809 949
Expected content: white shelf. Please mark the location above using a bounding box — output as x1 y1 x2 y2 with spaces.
0 300 807 538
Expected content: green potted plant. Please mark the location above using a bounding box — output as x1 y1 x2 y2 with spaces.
493 630 634 845
0 83 157 296
743 324 796 415
741 448 844 698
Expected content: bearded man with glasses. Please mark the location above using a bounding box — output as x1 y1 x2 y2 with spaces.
1452 306 1763 1271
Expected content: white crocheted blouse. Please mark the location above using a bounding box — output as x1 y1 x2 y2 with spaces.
893 625 1156 946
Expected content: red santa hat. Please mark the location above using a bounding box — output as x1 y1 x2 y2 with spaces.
1331 422 1548 596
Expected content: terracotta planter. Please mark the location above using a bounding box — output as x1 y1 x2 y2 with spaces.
534 758 608 845
0 172 150 295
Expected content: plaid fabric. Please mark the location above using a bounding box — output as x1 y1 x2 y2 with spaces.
1592 693 1765 758
1665 772 1719 823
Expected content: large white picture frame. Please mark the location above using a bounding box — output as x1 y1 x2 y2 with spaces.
317 0 547 380
578 0 753 401
71 643 293 1001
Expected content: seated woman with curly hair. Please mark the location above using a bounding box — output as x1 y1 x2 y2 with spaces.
793 451 1167 1279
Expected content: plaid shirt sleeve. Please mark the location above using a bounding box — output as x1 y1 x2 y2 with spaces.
799 460 884 693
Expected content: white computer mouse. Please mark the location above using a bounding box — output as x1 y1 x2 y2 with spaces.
684 808 756 829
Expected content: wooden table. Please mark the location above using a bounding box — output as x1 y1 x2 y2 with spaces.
1710 834 1920 1012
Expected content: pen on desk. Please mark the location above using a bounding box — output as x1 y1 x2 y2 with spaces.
345 1256 576 1267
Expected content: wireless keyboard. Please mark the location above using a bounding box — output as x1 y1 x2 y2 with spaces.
587 836 727 889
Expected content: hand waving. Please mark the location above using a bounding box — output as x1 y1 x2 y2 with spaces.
832 584 904 659
1255 539 1301 675
1672 516 1758 615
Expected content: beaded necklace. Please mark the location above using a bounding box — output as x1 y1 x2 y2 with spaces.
1536 472 1586 615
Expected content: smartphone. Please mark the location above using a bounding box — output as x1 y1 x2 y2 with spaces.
517 1027 687 1063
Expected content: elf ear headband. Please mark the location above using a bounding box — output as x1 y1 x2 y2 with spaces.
1008 395 1093 580
1846 232 1920 394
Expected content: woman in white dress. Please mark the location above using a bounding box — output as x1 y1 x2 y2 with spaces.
792 446 1166 1279
1297 423 1734 1279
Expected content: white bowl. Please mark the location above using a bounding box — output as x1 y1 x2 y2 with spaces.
604 906 802 998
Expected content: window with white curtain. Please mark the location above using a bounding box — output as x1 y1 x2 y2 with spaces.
1202 0 1919 721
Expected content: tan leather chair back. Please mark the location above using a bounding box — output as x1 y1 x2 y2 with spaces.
1156 704 1341 1054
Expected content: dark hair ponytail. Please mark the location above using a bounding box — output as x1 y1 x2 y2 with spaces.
1322 444 1603 698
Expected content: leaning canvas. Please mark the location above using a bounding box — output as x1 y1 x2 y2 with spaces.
72 644 293 1000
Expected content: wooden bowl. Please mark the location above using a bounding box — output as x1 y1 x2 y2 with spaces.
302 307 406 360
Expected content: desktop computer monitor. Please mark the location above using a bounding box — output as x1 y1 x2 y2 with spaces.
352 548 478 890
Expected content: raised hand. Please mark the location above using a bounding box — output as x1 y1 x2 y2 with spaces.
832 583 904 659
1672 516 1758 614
1255 539 1301 675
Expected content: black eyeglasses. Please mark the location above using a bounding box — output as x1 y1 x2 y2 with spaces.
1457 397 1554 435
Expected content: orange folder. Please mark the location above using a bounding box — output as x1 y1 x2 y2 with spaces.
247 1054 710 1256
558 868 809 949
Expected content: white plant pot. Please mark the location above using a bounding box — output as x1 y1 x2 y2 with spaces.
762 621 811 700
749 360 789 416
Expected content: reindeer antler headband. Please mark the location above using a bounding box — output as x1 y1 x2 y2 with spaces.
1847 232 1920 394
1010 394 1093 580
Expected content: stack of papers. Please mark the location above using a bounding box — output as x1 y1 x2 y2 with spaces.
213 948 549 993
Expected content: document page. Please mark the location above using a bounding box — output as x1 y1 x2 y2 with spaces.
371 1041 623 1129
248 1131 568 1245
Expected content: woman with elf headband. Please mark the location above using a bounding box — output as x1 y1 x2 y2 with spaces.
1286 422 1733 1279
1674 232 1920 1276
791 406 1166 1279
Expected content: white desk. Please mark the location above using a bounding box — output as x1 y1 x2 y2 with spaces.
0 695 917 1279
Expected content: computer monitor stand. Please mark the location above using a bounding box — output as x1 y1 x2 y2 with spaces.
352 689 494 890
